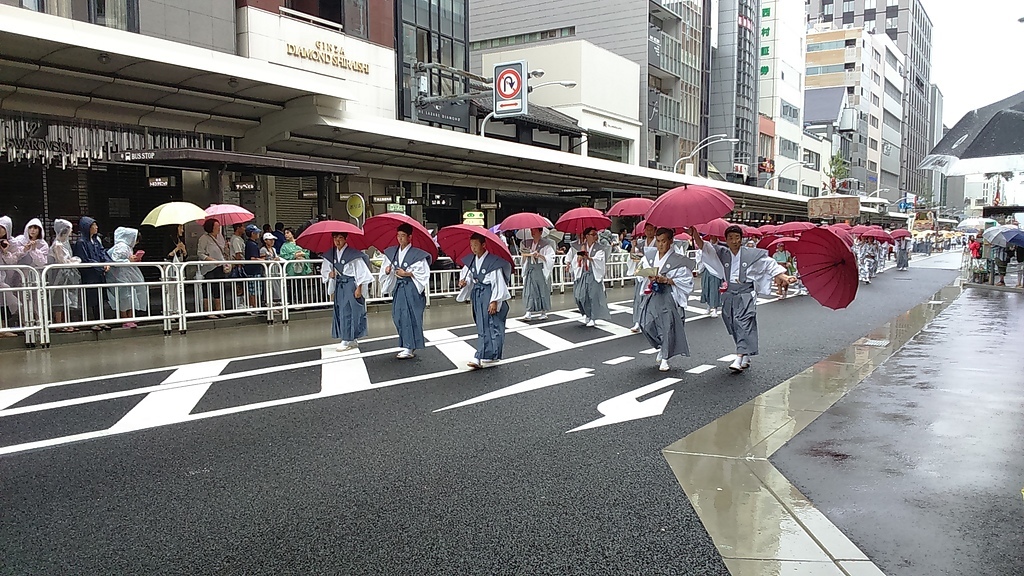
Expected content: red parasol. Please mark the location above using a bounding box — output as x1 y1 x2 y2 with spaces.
741 224 762 238
696 218 732 239
756 235 776 250
758 224 779 235
850 225 872 235
765 236 798 256
554 207 611 236
498 212 554 232
632 219 650 237
436 224 514 266
827 226 855 247
361 213 438 261
890 229 911 239
861 228 894 243
644 185 735 229
632 219 691 239
607 197 655 217
789 228 859 310
199 204 254 226
776 221 816 235
296 220 366 254
831 222 853 231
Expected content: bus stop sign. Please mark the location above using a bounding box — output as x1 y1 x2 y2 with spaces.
493 61 527 118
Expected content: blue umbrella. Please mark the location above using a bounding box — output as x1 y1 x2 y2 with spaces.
1002 229 1024 248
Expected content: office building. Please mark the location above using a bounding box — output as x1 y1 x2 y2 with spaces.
758 0 806 193
927 83 944 206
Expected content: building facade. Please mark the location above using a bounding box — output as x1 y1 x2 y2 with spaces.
927 83 944 207
469 0 698 172
757 0 805 194
805 0 934 202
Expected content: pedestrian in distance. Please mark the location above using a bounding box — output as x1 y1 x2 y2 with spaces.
279 227 311 305
457 233 512 369
519 227 556 321
380 223 432 359
636 227 695 372
243 225 265 310
322 231 372 352
690 225 796 373
570 226 611 327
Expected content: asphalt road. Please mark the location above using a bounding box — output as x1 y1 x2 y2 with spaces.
1 259 961 575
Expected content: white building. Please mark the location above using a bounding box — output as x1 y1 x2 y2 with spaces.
758 0 806 194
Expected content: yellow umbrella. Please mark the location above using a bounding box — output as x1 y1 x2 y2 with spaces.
141 202 208 227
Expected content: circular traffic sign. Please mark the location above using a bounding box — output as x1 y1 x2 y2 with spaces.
496 68 522 100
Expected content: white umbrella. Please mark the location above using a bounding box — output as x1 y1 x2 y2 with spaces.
956 217 998 231
982 225 1019 247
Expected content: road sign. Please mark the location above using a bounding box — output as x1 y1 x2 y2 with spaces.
493 61 527 118
346 195 365 219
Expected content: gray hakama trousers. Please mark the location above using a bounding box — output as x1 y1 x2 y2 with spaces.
632 280 644 325
700 270 724 309
392 276 425 350
639 285 689 359
721 282 758 356
573 270 611 321
332 274 367 341
471 282 508 361
522 261 551 313
896 249 909 269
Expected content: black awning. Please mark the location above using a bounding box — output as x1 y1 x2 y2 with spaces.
115 148 359 176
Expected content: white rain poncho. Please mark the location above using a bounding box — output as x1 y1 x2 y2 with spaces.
106 227 150 312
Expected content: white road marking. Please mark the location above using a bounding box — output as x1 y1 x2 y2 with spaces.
517 327 575 351
425 329 478 371
607 303 633 314
640 348 659 355
109 384 213 433
0 386 45 411
567 377 681 433
321 348 372 396
685 306 709 315
593 321 634 337
718 354 738 362
685 364 716 374
435 368 595 412
603 356 634 365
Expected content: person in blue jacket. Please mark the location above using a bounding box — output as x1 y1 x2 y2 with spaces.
73 216 113 331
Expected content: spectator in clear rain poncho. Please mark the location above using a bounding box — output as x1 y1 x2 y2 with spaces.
49 219 82 332
106 226 148 329
12 218 50 331
0 215 22 337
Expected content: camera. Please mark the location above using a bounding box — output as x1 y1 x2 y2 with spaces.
0 239 7 249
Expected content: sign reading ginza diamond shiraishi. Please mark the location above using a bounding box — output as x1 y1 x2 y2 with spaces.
286 41 370 74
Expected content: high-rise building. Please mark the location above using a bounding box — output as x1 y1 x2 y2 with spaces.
928 83 945 206
758 0 806 194
469 0 703 172
707 0 760 183
805 0 934 201
805 25 905 202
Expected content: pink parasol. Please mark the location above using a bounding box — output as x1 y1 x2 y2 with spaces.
554 207 612 236
498 212 554 232
831 222 853 231
861 228 894 243
632 219 650 238
695 218 732 239
766 236 798 256
776 221 816 235
644 185 734 229
607 197 655 217
789 228 859 310
850 225 872 235
741 224 762 238
361 213 438 261
758 224 779 235
199 204 254 226
296 220 366 254
890 229 911 239
436 224 514 266
827 226 855 247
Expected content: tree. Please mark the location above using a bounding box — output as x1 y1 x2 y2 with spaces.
822 152 850 194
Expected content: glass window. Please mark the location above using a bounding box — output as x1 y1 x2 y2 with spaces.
441 0 453 36
887 0 898 6
416 28 429 63
344 0 368 38
886 16 898 29
869 137 879 150
439 36 453 67
823 2 834 15
842 0 854 12
865 0 876 8
403 24 417 64
868 160 878 171
452 0 466 40
870 115 879 127
89 0 138 32
453 40 466 70
872 94 880 106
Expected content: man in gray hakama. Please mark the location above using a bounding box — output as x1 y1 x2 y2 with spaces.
637 227 695 371
321 233 373 351
571 227 612 327
519 228 557 321
457 233 513 369
380 223 432 359
691 225 796 373
895 236 911 270
630 223 658 332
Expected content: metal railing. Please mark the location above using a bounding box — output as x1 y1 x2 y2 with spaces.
0 265 43 345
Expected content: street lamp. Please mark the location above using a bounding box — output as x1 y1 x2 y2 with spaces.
764 162 812 189
673 136 739 174
479 80 577 138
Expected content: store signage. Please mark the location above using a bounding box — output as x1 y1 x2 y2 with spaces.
478 202 499 210
5 136 72 155
808 196 861 219
148 177 175 187
231 181 259 192
386 203 407 214
285 41 370 74
404 198 420 206
430 194 456 207
298 189 318 200
647 26 661 63
493 61 527 118
370 195 396 204
463 211 485 222
346 195 365 219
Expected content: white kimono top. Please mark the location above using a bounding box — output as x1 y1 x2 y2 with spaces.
700 244 786 296
456 251 511 303
379 245 431 295
637 250 695 309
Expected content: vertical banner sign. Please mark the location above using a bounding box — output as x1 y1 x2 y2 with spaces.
493 61 527 118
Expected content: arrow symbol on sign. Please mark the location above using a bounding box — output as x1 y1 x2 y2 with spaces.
566 377 681 433
434 368 595 412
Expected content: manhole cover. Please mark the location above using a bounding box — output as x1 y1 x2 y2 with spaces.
861 339 891 347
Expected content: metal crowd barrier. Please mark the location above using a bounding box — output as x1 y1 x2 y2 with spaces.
0 265 43 346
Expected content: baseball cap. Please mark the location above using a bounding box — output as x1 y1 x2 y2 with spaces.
245 224 260 235
263 232 275 241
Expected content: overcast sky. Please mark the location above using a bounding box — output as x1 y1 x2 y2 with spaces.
927 0 1024 128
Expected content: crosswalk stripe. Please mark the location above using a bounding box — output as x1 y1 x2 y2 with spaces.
425 328 478 370
593 321 634 337
686 364 716 374
718 354 738 362
603 356 634 365
517 327 575 351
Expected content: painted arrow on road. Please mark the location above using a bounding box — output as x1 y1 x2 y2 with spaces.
566 377 681 433
434 368 595 412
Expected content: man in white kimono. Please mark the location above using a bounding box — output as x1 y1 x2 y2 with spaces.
895 235 911 271
690 224 796 373
321 232 373 351
519 227 557 321
856 237 877 284
629 222 658 332
636 227 695 372
380 223 432 359
457 233 512 369
570 227 611 327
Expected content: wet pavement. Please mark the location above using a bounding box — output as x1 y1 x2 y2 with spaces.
771 287 1024 576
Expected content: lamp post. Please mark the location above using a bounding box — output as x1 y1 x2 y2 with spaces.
479 80 577 138
764 162 812 190
673 136 740 174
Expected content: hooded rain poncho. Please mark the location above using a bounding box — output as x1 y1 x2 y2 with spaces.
13 218 49 269
48 219 81 309
106 227 149 312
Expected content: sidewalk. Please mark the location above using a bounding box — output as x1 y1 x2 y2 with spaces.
2 285 639 389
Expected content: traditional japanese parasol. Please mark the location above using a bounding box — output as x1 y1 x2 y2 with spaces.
296 220 366 254
199 204 255 226
607 197 655 217
775 221 816 235
850 225 872 235
741 225 762 238
789 228 859 310
758 224 779 235
695 218 732 239
860 228 893 243
498 212 554 232
827 226 855 247
831 222 853 231
644 185 734 229
361 213 438 261
142 202 208 227
436 224 515 266
889 229 912 239
765 236 798 256
554 207 612 236
632 219 651 238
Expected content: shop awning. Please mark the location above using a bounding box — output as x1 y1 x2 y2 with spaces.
115 148 359 176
